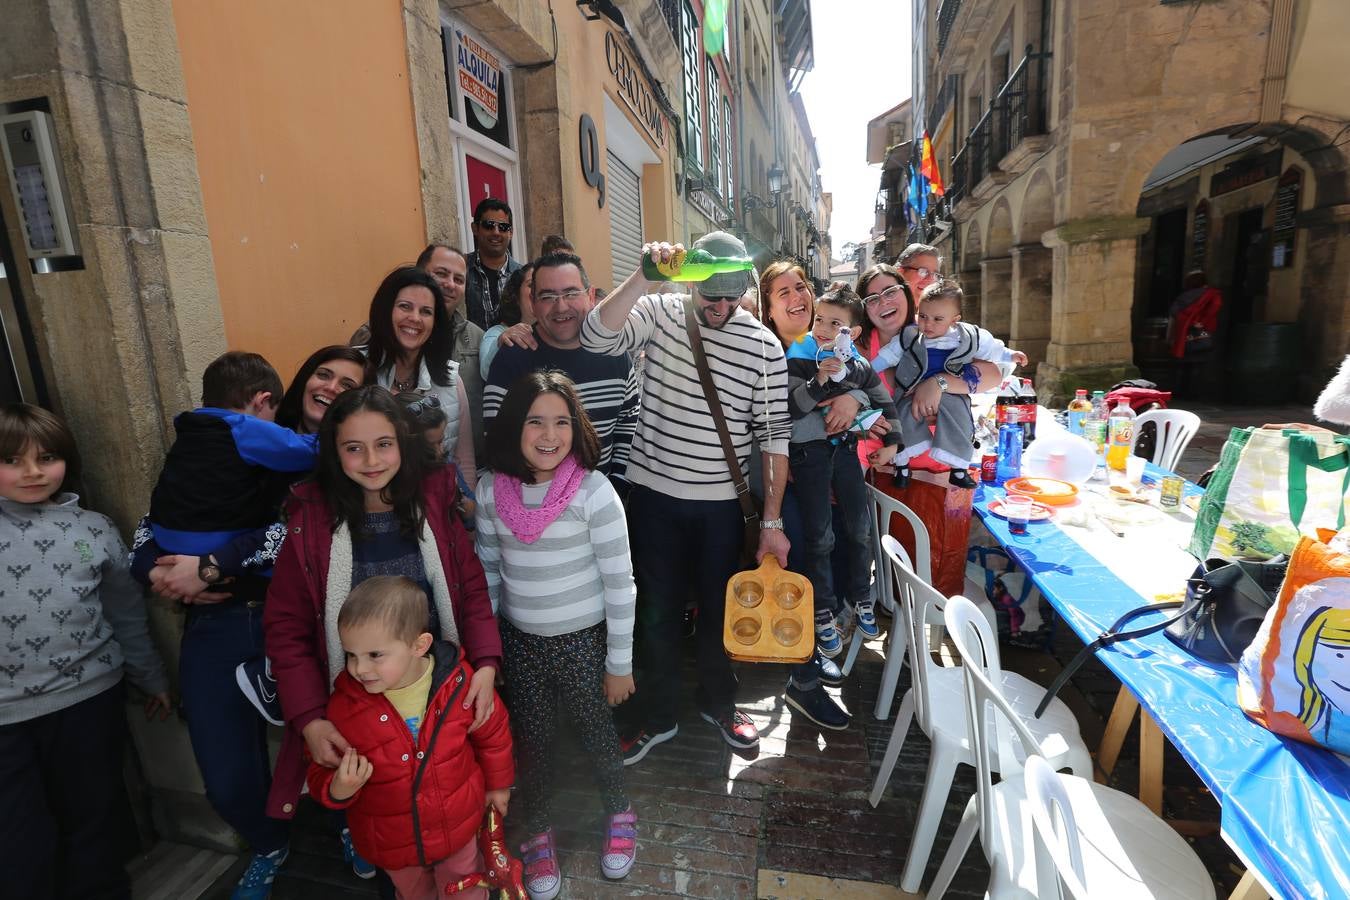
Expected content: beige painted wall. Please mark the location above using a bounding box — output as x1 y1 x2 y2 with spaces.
1285 0 1350 121
172 0 430 382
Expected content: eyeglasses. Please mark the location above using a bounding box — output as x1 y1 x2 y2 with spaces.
901 265 935 280
862 284 907 307
476 220 513 233
534 288 588 305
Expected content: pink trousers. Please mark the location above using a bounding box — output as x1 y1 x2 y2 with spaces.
385 837 486 900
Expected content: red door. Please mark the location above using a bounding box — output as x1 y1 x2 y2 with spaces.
465 155 509 210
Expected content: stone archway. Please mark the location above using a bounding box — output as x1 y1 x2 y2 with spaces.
1012 168 1055 369
981 198 1014 339
960 218 984 323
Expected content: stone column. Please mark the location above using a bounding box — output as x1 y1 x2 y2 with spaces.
958 266 983 326
979 256 1013 339
1037 216 1149 405
1010 243 1053 369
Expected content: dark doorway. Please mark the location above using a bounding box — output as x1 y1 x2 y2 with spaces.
1227 207 1267 327
1147 208 1188 317
0 204 45 405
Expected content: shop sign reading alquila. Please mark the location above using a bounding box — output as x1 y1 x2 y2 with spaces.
604 30 664 148
457 29 501 129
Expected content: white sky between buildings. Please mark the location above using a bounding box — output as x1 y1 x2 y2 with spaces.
799 0 915 253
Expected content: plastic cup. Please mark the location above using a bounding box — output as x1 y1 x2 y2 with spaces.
1126 455 1146 487
1004 496 1034 536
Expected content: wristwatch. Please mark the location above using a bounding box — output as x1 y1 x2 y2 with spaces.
759 518 785 531
198 555 223 585
936 374 950 393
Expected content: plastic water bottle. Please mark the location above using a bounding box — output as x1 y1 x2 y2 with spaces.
1066 389 1091 436
996 409 1023 484
1106 399 1136 472
830 327 852 382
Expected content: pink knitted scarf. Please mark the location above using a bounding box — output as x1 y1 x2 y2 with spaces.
493 454 586 544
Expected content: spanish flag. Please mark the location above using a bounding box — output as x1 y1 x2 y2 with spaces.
920 132 945 197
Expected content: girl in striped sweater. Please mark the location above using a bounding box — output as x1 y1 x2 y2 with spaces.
475 370 636 900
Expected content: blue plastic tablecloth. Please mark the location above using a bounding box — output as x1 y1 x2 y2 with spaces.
973 470 1350 900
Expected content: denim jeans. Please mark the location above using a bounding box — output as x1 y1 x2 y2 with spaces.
179 602 289 853
627 485 742 733
782 480 856 691
789 440 874 620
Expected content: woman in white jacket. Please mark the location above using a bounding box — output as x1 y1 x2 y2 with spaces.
361 266 476 488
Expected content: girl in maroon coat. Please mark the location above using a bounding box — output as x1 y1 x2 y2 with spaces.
308 576 512 899
264 387 503 874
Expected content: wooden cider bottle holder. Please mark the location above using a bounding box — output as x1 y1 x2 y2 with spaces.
722 555 814 663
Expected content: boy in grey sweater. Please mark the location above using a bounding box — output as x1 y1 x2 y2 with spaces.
0 403 168 898
785 286 901 658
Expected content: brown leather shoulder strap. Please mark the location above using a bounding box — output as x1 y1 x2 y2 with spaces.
683 300 758 523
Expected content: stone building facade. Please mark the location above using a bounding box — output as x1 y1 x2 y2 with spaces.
890 0 1350 403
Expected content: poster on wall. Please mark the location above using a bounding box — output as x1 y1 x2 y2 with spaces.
1270 167 1301 269
456 29 500 130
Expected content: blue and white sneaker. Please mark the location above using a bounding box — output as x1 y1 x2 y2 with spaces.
340 827 377 879
235 657 283 726
814 611 843 658
230 847 288 900
855 600 880 639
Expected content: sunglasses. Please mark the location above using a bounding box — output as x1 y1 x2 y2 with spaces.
476 220 513 233
402 395 441 417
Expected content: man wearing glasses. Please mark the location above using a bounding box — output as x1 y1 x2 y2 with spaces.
896 242 941 296
464 197 523 330
583 231 791 763
483 251 639 482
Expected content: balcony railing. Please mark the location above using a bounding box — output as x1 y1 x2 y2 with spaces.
658 0 680 41
928 74 958 130
937 0 963 56
949 46 1050 200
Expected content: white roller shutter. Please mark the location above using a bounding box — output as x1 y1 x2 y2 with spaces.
608 151 643 288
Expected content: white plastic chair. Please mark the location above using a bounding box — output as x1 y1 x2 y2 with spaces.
1133 409 1201 472
927 596 1215 900
840 485 930 703
867 541 1091 895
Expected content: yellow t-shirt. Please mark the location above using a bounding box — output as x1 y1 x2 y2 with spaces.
383 658 433 740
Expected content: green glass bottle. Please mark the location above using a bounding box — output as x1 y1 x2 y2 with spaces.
642 248 755 283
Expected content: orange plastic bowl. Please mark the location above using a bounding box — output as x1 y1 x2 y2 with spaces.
1003 477 1079 506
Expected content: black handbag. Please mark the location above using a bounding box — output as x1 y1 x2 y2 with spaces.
1034 556 1286 717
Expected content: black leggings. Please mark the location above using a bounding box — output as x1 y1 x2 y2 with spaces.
500 619 629 833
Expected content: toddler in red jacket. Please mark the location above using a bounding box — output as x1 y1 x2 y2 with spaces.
307 576 514 900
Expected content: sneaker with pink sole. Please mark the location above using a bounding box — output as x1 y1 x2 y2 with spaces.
600 807 637 879
520 829 561 900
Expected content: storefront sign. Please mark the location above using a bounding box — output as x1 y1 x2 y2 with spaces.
604 31 665 147
1209 150 1281 197
457 29 501 127
1189 199 1208 270
579 114 606 208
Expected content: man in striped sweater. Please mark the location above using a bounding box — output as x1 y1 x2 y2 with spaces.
482 252 639 484
582 230 791 763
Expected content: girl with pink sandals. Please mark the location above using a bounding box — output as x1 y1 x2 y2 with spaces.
474 370 638 898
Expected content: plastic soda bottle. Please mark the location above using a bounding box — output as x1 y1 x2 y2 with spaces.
1089 390 1108 422
642 248 755 283
1066 389 1092 436
1106 399 1136 472
996 408 1024 484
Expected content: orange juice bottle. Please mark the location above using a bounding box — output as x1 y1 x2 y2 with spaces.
1106 399 1136 472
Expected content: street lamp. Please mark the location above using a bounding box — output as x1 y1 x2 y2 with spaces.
742 162 787 213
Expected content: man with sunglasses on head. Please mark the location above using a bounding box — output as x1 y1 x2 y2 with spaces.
465 197 523 330
582 231 791 764
896 242 941 296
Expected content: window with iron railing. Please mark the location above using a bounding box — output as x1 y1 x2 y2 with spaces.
659 0 680 40
937 0 963 56
707 59 722 194
681 2 703 169
951 46 1050 194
